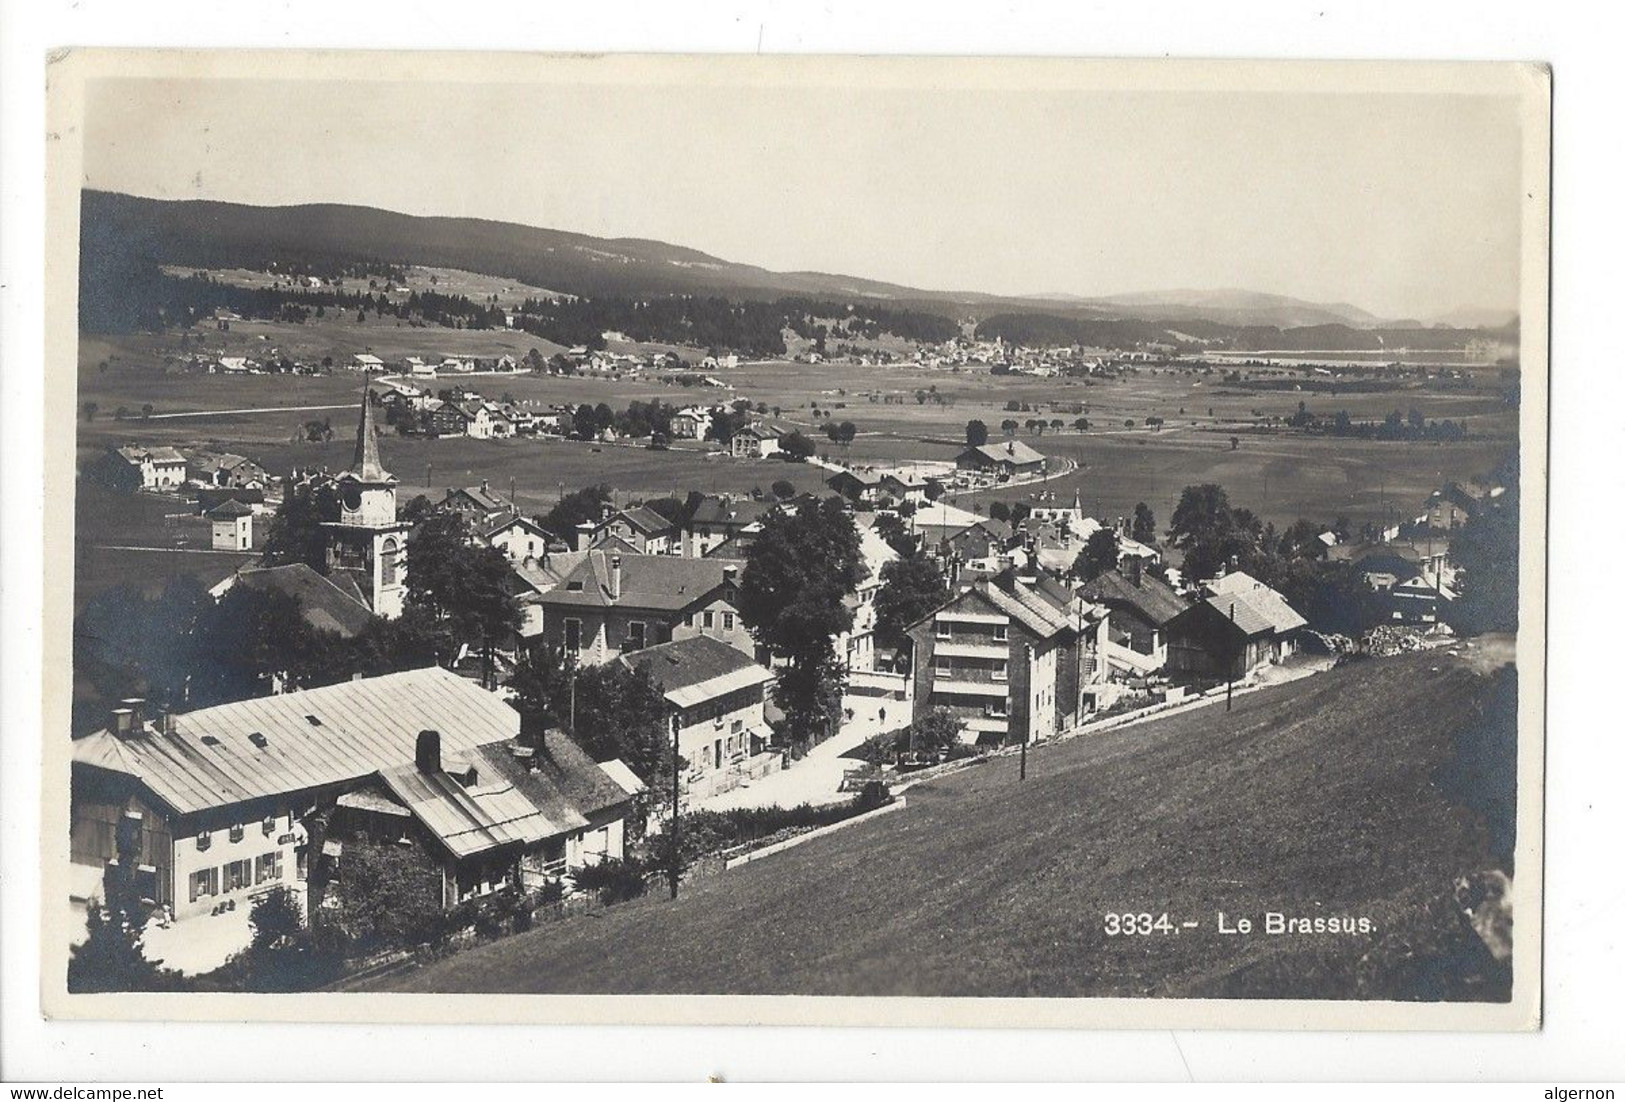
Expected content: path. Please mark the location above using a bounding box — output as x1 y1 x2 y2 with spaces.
145 403 355 420
692 693 910 813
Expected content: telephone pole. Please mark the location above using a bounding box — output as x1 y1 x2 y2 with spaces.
1226 601 1237 712
669 712 682 900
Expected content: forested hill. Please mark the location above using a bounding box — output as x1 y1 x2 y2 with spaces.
80 189 998 309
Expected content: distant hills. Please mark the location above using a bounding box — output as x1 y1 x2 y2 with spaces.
80 190 1515 346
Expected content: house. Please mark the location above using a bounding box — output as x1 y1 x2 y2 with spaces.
188 450 268 490
1165 571 1308 679
836 524 901 673
403 356 435 379
906 574 1100 746
955 440 1047 479
69 669 637 949
351 353 385 373
478 512 563 563
424 400 470 438
1079 562 1187 673
671 407 712 440
621 635 781 803
215 356 252 375
827 468 886 507
534 551 752 665
210 563 376 638
115 446 188 492
1424 481 1492 531
195 486 267 516
730 424 782 459
681 495 767 558
439 481 513 525
207 499 254 551
464 402 515 440
599 505 678 556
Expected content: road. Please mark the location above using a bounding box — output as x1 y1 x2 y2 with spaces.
145 403 356 420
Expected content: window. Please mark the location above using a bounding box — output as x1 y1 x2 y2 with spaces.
255 851 284 885
380 536 400 586
935 656 953 674
625 621 647 651
703 611 715 629
935 621 952 640
229 824 245 843
723 612 735 631
262 815 277 836
196 831 212 852
994 624 1008 642
223 858 252 892
189 867 219 903
564 618 582 651
731 718 743 734
992 660 1008 682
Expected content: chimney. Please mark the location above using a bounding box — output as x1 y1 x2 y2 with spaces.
609 555 623 600
120 697 146 729
1128 556 1143 587
156 709 177 736
575 521 595 552
1006 441 1014 455
111 707 135 738
723 565 738 589
415 730 442 774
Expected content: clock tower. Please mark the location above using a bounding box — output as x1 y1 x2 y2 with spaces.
324 387 409 618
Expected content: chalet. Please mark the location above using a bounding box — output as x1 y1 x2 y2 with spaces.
440 482 513 523
534 551 751 665
424 400 471 438
730 424 782 459
215 356 253 375
671 407 713 440
682 495 767 558
1079 562 1188 674
621 636 781 803
351 353 385 373
906 574 1104 746
478 512 563 563
828 468 886 507
463 402 516 440
600 505 678 556
188 450 268 490
207 499 254 551
955 440 1047 479
1424 481 1494 531
114 446 188 492
1165 571 1307 679
402 356 435 379
70 670 637 950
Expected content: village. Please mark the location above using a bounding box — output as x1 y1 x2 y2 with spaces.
68 364 1514 989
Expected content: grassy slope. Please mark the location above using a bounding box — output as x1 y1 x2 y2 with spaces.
377 651 1514 999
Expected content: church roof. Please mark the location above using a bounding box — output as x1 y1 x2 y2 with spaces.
347 390 393 483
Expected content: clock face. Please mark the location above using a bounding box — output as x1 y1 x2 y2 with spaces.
341 485 364 513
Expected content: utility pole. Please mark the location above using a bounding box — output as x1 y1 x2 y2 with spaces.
1020 643 1033 780
426 461 433 489
568 668 577 733
669 712 682 900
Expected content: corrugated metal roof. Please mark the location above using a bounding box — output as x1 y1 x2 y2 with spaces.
71 667 521 816
379 745 558 859
1207 573 1308 635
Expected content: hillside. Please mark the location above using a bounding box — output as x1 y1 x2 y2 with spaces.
374 649 1517 999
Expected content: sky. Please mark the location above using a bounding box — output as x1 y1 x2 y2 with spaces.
81 68 1528 321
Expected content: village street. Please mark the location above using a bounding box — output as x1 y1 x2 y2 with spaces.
691 692 911 813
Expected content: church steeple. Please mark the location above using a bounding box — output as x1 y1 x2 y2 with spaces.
348 386 392 484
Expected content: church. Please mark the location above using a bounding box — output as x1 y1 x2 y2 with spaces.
322 390 410 618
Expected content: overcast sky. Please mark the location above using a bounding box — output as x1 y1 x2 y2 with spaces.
82 68 1527 321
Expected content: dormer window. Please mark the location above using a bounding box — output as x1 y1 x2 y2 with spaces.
229 824 245 843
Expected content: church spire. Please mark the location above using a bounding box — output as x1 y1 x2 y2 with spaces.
347 384 392 483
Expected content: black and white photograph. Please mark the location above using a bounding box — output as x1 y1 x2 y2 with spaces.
38 50 1548 1030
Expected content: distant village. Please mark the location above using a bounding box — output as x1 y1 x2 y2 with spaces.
71 373 1512 991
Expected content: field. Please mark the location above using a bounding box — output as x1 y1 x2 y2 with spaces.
371 648 1515 999
72 318 1520 605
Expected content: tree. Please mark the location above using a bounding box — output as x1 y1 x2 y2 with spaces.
327 839 446 952
1072 528 1120 582
1131 502 1156 544
403 510 520 686
872 512 916 558
509 647 674 781
543 484 613 536
905 707 965 758
68 815 183 992
1000 418 1019 437
834 421 858 446
738 497 863 748
1448 456 1519 636
770 479 796 501
188 583 342 706
779 430 816 462
260 478 341 571
874 552 948 653
965 419 989 448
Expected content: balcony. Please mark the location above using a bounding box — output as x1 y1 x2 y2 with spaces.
932 678 1009 698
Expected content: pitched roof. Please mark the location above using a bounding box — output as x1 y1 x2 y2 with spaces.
622 635 775 709
445 484 509 514
207 499 256 520
70 667 521 817
963 440 1046 466
687 496 767 528
614 505 676 536
1205 572 1307 635
379 745 564 858
1080 568 1188 626
117 445 187 465
979 578 1075 638
345 391 392 482
540 551 744 613
226 563 376 637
